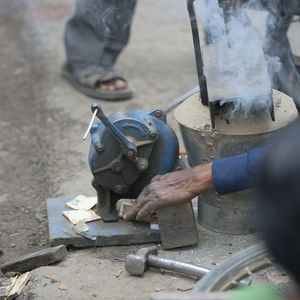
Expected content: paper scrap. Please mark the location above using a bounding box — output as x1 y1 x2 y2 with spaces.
267 272 289 285
58 284 68 290
43 275 61 282
63 210 101 225
115 270 122 278
150 224 160 230
73 220 89 233
65 195 97 211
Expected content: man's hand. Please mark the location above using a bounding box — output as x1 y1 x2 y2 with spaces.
123 162 214 221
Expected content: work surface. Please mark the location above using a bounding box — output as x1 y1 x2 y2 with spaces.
0 0 298 299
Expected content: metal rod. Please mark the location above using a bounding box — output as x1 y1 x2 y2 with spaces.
148 255 209 278
165 86 199 113
83 108 98 140
147 255 251 286
92 103 137 158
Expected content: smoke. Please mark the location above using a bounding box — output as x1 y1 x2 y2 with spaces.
195 0 284 115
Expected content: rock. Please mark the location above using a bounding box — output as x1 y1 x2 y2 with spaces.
1 245 67 274
4 271 20 277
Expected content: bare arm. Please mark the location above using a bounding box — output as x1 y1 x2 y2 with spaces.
123 162 214 221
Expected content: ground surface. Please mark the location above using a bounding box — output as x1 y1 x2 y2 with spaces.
0 1 299 299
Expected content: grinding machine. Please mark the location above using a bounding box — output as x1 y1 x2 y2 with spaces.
85 104 179 223
84 104 198 249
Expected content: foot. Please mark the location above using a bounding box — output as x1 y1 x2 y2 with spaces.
98 79 127 92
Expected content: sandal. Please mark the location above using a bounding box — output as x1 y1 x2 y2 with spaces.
62 63 133 101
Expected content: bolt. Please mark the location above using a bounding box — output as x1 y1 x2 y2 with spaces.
113 185 128 195
148 129 158 138
136 159 149 172
155 110 162 118
96 144 104 152
127 150 134 158
112 162 122 173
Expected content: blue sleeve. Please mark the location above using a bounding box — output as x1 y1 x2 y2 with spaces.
212 147 266 195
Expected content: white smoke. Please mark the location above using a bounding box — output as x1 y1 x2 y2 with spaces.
195 0 282 115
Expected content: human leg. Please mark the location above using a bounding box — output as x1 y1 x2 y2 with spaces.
63 0 137 99
264 6 300 108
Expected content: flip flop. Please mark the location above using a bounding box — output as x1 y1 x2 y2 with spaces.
62 63 134 101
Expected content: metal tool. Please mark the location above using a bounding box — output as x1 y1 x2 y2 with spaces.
83 108 98 140
85 103 179 222
165 86 199 113
125 246 251 286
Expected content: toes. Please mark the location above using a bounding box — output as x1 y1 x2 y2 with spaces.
98 79 127 92
107 83 115 91
99 83 109 91
115 79 127 90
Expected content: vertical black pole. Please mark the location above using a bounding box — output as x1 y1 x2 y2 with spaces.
187 0 209 106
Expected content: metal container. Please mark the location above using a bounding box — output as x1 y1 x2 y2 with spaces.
175 90 298 234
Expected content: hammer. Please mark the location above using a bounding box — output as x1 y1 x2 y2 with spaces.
125 246 251 286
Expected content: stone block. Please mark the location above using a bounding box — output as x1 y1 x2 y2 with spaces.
1 245 67 274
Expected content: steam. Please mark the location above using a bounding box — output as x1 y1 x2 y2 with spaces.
195 0 283 115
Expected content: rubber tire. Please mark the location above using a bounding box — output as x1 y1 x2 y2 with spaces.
194 243 274 292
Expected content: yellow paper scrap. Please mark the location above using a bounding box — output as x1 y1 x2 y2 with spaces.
65 195 97 211
63 210 101 225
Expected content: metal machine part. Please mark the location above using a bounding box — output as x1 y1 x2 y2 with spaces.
125 246 251 286
87 104 179 222
186 0 275 129
175 90 298 234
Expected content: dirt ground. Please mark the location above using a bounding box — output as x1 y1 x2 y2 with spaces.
0 0 299 299
0 0 197 264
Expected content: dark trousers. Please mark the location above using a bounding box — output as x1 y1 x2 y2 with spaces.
64 0 137 72
263 0 300 107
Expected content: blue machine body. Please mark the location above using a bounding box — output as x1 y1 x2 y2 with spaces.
88 105 179 221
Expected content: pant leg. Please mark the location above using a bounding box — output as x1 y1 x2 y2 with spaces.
64 0 137 71
101 0 138 68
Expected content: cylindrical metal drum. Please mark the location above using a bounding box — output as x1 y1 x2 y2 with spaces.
175 90 298 234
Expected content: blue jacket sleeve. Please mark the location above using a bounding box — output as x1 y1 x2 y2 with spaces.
212 147 266 195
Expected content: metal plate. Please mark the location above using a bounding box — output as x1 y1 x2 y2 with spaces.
47 198 161 248
202 41 272 104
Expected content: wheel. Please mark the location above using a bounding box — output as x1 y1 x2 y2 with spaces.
194 243 274 292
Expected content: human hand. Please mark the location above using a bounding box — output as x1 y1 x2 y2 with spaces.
123 162 214 221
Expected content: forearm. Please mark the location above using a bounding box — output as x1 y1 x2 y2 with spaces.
190 162 215 194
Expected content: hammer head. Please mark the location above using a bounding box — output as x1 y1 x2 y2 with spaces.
125 246 158 276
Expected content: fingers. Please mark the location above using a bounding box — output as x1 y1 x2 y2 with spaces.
123 202 141 220
136 200 157 221
123 185 151 220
